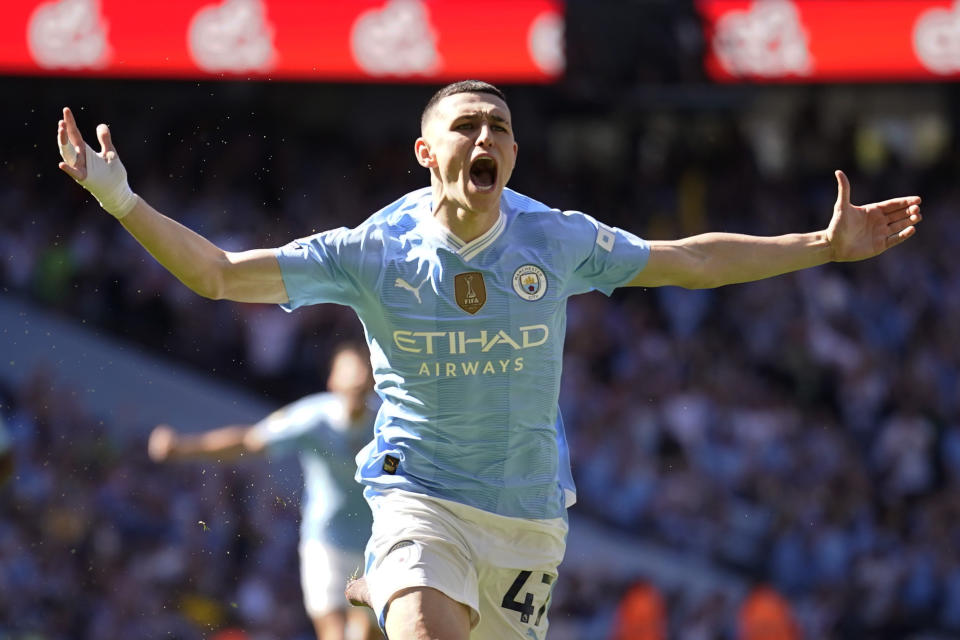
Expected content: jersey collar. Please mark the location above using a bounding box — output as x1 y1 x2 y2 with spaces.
422 208 506 262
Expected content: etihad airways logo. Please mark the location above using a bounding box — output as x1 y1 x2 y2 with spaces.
394 325 549 378
393 324 548 355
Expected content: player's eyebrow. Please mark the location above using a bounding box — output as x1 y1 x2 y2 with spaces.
453 111 511 127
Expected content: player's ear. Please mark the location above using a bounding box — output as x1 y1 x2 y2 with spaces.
414 137 436 168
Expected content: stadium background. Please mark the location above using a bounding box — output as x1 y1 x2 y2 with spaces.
2 1 959 638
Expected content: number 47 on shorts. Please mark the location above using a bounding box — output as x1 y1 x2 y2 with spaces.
500 570 554 626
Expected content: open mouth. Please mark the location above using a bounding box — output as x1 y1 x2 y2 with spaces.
469 157 498 191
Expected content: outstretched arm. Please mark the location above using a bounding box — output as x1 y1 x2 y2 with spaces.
147 423 267 463
57 107 288 303
629 170 922 289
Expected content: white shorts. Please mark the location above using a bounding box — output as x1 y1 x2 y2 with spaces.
363 489 568 640
300 539 366 619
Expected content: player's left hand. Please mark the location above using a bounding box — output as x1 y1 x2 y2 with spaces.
826 170 922 262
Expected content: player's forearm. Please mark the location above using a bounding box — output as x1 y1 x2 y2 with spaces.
168 426 254 461
643 231 833 289
696 231 832 286
118 197 230 299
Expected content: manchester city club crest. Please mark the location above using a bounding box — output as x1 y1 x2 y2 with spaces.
512 264 547 301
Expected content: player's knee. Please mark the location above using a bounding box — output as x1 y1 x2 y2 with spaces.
385 587 471 640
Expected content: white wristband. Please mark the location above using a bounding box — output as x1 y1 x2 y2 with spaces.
67 141 139 219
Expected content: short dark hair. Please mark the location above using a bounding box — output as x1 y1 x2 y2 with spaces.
420 80 507 132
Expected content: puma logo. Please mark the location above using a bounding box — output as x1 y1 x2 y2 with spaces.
394 276 428 304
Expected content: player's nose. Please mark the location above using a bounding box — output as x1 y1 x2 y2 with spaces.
475 123 495 147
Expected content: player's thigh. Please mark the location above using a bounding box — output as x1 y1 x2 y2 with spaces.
385 586 472 640
312 609 347 640
364 491 481 628
477 565 558 640
300 539 365 619
346 606 381 640
313 606 379 640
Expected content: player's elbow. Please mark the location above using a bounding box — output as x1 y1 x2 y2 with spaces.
241 429 267 454
198 283 226 300
645 241 721 289
676 269 724 289
189 253 231 300
670 245 729 289
667 259 722 289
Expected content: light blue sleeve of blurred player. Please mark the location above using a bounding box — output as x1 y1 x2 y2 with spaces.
252 393 336 455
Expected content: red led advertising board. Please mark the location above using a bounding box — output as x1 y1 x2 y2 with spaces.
699 0 960 82
0 0 564 82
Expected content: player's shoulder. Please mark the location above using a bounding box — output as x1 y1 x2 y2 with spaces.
258 392 342 443
293 188 430 257
359 187 432 233
502 188 595 226
265 391 331 424
289 391 339 414
501 188 558 219
502 188 602 241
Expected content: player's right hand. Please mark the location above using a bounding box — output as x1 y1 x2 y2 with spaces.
148 424 178 462
57 107 139 219
345 576 373 609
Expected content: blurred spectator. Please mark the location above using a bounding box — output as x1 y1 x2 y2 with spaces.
737 585 800 640
611 581 667 640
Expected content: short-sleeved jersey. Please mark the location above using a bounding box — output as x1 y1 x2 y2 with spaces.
276 187 649 520
252 392 376 551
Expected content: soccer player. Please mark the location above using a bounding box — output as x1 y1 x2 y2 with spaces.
147 343 380 640
57 80 922 640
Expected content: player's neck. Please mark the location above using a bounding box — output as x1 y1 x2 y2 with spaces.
432 199 499 244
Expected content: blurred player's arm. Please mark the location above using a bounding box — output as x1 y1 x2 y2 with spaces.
56 107 287 304
629 170 921 289
147 423 267 463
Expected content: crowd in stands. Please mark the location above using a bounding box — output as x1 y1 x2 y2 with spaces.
1 75 959 639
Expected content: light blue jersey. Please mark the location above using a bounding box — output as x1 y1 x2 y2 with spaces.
253 392 376 551
277 188 650 520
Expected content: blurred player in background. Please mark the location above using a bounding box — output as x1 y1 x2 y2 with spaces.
147 343 381 640
57 80 922 640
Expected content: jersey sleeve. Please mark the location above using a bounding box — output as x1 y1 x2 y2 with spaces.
275 225 382 311
560 210 651 297
252 395 330 457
